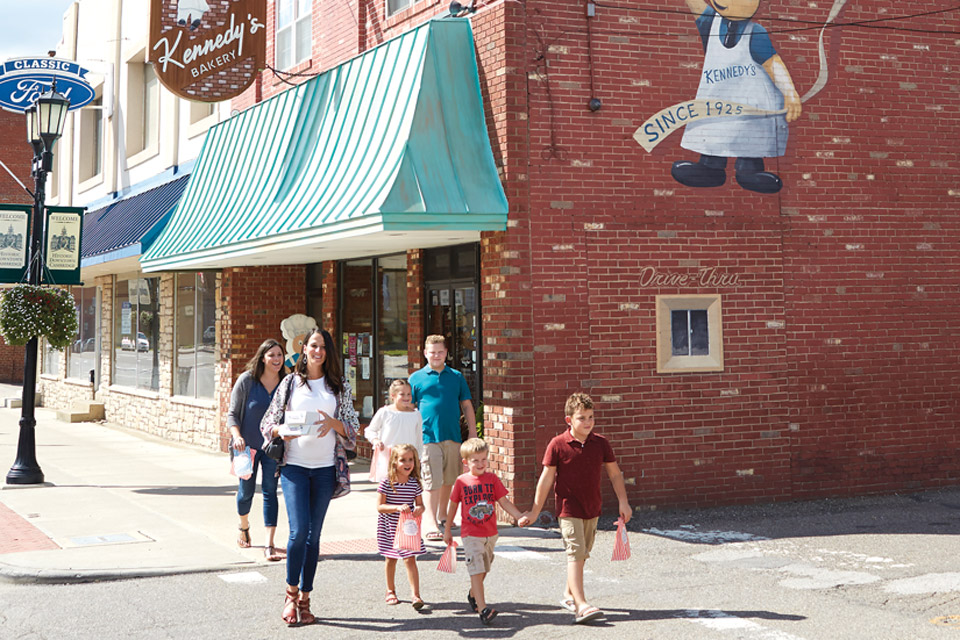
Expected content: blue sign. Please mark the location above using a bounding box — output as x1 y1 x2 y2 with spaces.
0 58 95 113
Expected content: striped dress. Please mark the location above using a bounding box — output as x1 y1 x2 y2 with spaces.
377 477 426 558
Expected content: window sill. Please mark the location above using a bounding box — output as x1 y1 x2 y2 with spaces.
64 377 94 388
187 110 219 139
126 143 160 169
385 0 442 30
106 385 160 400
170 395 216 410
77 172 104 194
39 373 59 382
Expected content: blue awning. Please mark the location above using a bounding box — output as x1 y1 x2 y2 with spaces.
81 175 190 277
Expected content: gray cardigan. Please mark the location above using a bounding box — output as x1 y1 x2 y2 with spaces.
226 370 256 431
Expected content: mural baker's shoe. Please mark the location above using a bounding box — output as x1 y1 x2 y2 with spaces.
671 155 727 188
734 157 783 194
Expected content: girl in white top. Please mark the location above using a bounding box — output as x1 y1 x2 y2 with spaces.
366 379 424 454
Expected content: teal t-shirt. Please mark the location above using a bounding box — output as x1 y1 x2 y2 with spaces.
410 365 471 444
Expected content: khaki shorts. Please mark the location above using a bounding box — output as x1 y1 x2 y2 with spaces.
421 440 462 490
559 517 599 562
462 535 498 576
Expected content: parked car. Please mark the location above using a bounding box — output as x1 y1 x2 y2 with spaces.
121 332 150 352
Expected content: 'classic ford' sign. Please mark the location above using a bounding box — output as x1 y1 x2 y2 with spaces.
0 58 95 113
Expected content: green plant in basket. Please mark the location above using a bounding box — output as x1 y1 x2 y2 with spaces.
0 284 78 350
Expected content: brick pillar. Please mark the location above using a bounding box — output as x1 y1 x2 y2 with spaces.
217 265 306 451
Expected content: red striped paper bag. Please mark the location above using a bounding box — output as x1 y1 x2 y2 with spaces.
394 511 422 551
611 516 631 561
437 541 458 573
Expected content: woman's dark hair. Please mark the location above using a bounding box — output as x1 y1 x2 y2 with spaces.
294 328 343 396
244 338 287 381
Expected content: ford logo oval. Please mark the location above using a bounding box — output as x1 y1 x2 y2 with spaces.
0 58 96 113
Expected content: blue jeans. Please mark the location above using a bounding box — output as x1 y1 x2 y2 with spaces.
236 450 279 528
281 464 336 592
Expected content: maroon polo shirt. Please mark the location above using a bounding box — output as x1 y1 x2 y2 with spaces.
542 430 616 519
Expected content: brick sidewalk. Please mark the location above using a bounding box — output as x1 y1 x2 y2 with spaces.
0 502 59 554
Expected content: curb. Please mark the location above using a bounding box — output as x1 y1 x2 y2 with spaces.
0 560 258 585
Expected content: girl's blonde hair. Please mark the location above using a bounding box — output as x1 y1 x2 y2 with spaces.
387 443 421 490
388 378 411 399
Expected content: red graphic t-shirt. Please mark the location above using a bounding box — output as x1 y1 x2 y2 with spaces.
449 472 507 538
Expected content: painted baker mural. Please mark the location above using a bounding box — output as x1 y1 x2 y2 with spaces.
672 0 800 194
635 0 848 194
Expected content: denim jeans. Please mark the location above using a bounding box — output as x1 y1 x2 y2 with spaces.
280 464 336 592
236 450 279 528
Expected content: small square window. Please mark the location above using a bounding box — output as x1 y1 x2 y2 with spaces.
656 295 723 373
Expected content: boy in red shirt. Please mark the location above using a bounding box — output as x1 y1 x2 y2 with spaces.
443 438 524 625
520 393 632 624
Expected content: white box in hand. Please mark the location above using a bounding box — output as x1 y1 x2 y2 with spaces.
279 410 322 437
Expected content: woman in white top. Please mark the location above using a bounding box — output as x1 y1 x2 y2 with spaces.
260 328 358 626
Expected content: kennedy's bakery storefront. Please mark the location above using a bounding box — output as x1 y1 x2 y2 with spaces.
140 20 504 453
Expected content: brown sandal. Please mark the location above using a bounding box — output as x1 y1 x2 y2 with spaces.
282 587 299 625
298 595 316 625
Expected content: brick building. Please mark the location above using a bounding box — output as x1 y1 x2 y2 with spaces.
0 110 32 383
48 0 960 512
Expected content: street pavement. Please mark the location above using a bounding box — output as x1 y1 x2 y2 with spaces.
2 384 960 638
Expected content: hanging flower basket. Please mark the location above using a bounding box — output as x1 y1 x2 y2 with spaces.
0 284 78 350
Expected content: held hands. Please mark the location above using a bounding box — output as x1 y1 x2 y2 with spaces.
517 513 532 528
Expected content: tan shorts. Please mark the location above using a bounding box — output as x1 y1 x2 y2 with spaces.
559 517 599 562
462 535 498 576
421 440 462 490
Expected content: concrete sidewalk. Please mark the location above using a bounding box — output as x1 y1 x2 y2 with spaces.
0 387 386 584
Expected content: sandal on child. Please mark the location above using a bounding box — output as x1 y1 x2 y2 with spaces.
467 590 478 613
559 597 576 612
237 527 251 548
298 596 316 625
282 588 299 625
385 590 400 605
574 604 603 624
479 607 498 625
412 597 426 611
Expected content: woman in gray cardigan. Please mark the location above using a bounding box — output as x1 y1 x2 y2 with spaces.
227 338 287 560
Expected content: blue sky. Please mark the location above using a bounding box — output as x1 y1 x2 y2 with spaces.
0 0 77 62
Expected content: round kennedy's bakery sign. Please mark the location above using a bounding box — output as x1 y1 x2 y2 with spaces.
149 0 266 102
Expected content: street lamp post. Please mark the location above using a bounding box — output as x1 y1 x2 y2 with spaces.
5 85 70 485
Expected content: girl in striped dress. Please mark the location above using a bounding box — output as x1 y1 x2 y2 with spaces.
376 443 427 609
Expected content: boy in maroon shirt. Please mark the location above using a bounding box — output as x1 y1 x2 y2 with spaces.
520 393 632 624
444 438 525 625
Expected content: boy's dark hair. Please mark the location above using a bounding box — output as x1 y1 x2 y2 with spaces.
564 392 594 417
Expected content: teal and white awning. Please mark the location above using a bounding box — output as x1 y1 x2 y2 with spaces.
141 18 507 272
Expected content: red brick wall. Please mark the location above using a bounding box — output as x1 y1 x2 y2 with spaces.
0 110 32 383
217 265 305 450
229 1 960 511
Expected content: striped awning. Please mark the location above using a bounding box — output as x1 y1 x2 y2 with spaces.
80 174 190 278
140 18 507 272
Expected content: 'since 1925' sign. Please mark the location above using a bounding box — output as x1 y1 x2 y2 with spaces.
149 0 266 102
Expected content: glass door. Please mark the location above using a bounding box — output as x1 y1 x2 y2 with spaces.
425 282 480 407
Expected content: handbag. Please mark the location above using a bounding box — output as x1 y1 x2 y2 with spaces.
263 435 285 463
437 541 458 573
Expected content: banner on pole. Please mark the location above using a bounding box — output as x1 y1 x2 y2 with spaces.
0 204 31 284
43 206 84 285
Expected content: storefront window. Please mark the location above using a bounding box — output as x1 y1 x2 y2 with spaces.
67 286 97 381
340 258 375 419
112 274 160 391
174 272 216 398
337 253 409 421
42 338 60 376
378 254 408 406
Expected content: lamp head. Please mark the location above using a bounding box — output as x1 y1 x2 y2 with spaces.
25 105 43 157
35 82 71 151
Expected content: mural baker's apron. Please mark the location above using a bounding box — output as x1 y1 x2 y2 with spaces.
681 19 788 158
